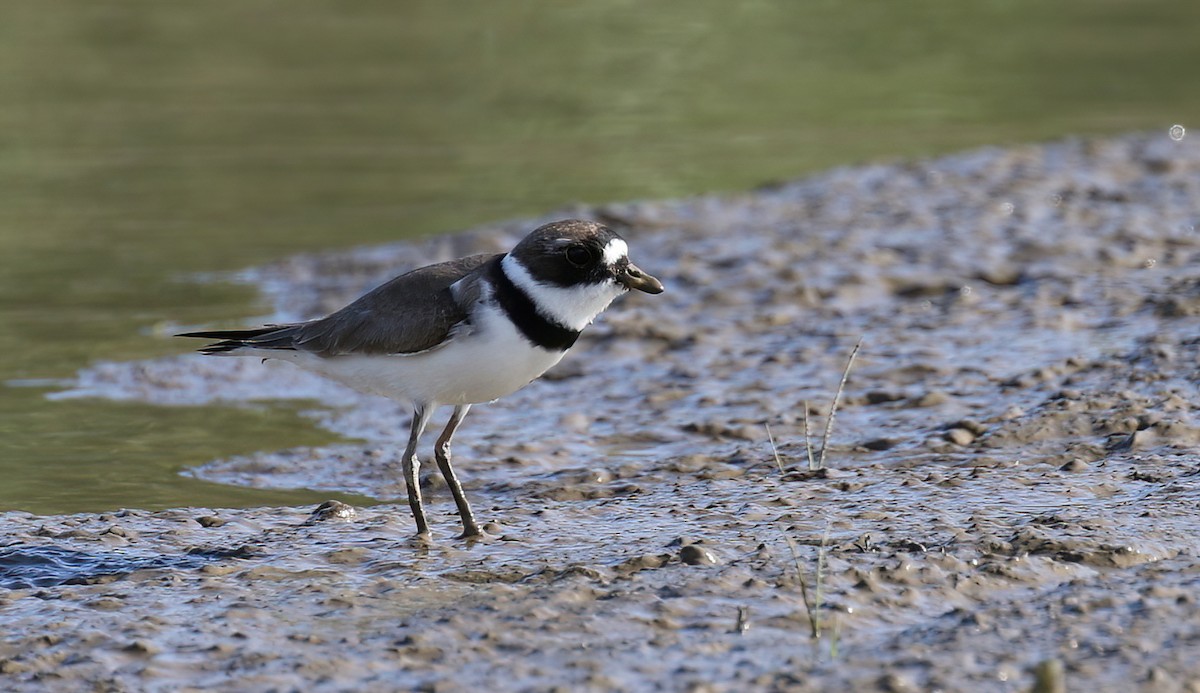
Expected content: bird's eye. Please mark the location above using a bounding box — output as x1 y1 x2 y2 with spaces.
565 244 593 267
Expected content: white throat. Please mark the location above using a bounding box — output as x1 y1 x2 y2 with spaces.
500 253 626 332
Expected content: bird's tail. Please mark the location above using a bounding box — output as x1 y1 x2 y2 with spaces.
177 325 302 355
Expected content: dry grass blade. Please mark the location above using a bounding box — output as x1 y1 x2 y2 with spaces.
765 423 785 475
783 533 821 640
802 399 817 471
814 523 830 627
817 337 863 470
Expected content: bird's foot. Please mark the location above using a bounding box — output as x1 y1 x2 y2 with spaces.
458 526 485 541
458 520 503 541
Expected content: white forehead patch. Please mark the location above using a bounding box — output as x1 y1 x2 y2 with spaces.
602 238 628 266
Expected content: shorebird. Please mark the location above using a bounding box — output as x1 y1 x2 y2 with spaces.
180 219 663 538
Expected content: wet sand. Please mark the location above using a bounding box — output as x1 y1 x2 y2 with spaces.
5 132 1200 691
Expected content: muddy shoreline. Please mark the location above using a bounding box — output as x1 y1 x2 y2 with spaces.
5 132 1200 691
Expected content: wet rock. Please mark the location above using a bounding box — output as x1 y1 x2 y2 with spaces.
976 265 1025 286
952 419 988 436
679 545 719 566
306 500 356 523
912 390 951 407
615 553 669 574
1059 459 1089 473
880 672 919 692
123 640 161 656
860 437 899 451
864 390 905 405
944 427 976 446
196 515 226 528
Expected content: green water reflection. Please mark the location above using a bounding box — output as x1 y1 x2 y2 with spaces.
2 1 1198 513
0 388 368 515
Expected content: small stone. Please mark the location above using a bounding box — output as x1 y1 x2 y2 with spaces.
196 516 225 528
679 544 719 566
944 427 976 446
860 437 898 451
865 390 905 405
977 266 1024 286
617 553 668 573
124 640 161 656
913 390 951 407
953 418 988 435
1060 459 1089 473
306 501 356 523
880 672 919 692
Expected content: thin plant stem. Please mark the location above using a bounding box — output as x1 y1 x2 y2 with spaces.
765 423 785 475
817 337 863 469
814 523 830 629
783 533 821 640
802 399 816 471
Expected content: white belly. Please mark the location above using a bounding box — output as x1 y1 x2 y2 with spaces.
269 305 566 406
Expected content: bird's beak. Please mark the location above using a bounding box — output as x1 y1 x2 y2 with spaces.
618 262 664 294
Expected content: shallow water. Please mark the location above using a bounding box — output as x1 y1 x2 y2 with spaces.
0 541 248 590
4 1 1200 512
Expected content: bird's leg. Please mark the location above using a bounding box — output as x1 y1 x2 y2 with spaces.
402 405 433 538
433 404 482 539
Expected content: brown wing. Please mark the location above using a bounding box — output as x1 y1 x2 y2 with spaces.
291 253 499 356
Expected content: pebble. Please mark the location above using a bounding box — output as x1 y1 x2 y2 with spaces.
306 501 357 523
679 545 719 566
1060 459 1089 473
944 428 977 446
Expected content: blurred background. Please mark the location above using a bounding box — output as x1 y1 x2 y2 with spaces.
2 0 1198 513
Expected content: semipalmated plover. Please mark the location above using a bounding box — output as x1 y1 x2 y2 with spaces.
180 219 663 539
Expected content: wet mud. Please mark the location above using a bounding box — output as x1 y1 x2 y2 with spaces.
6 132 1200 691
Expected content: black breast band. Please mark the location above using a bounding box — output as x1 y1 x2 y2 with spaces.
490 260 581 351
